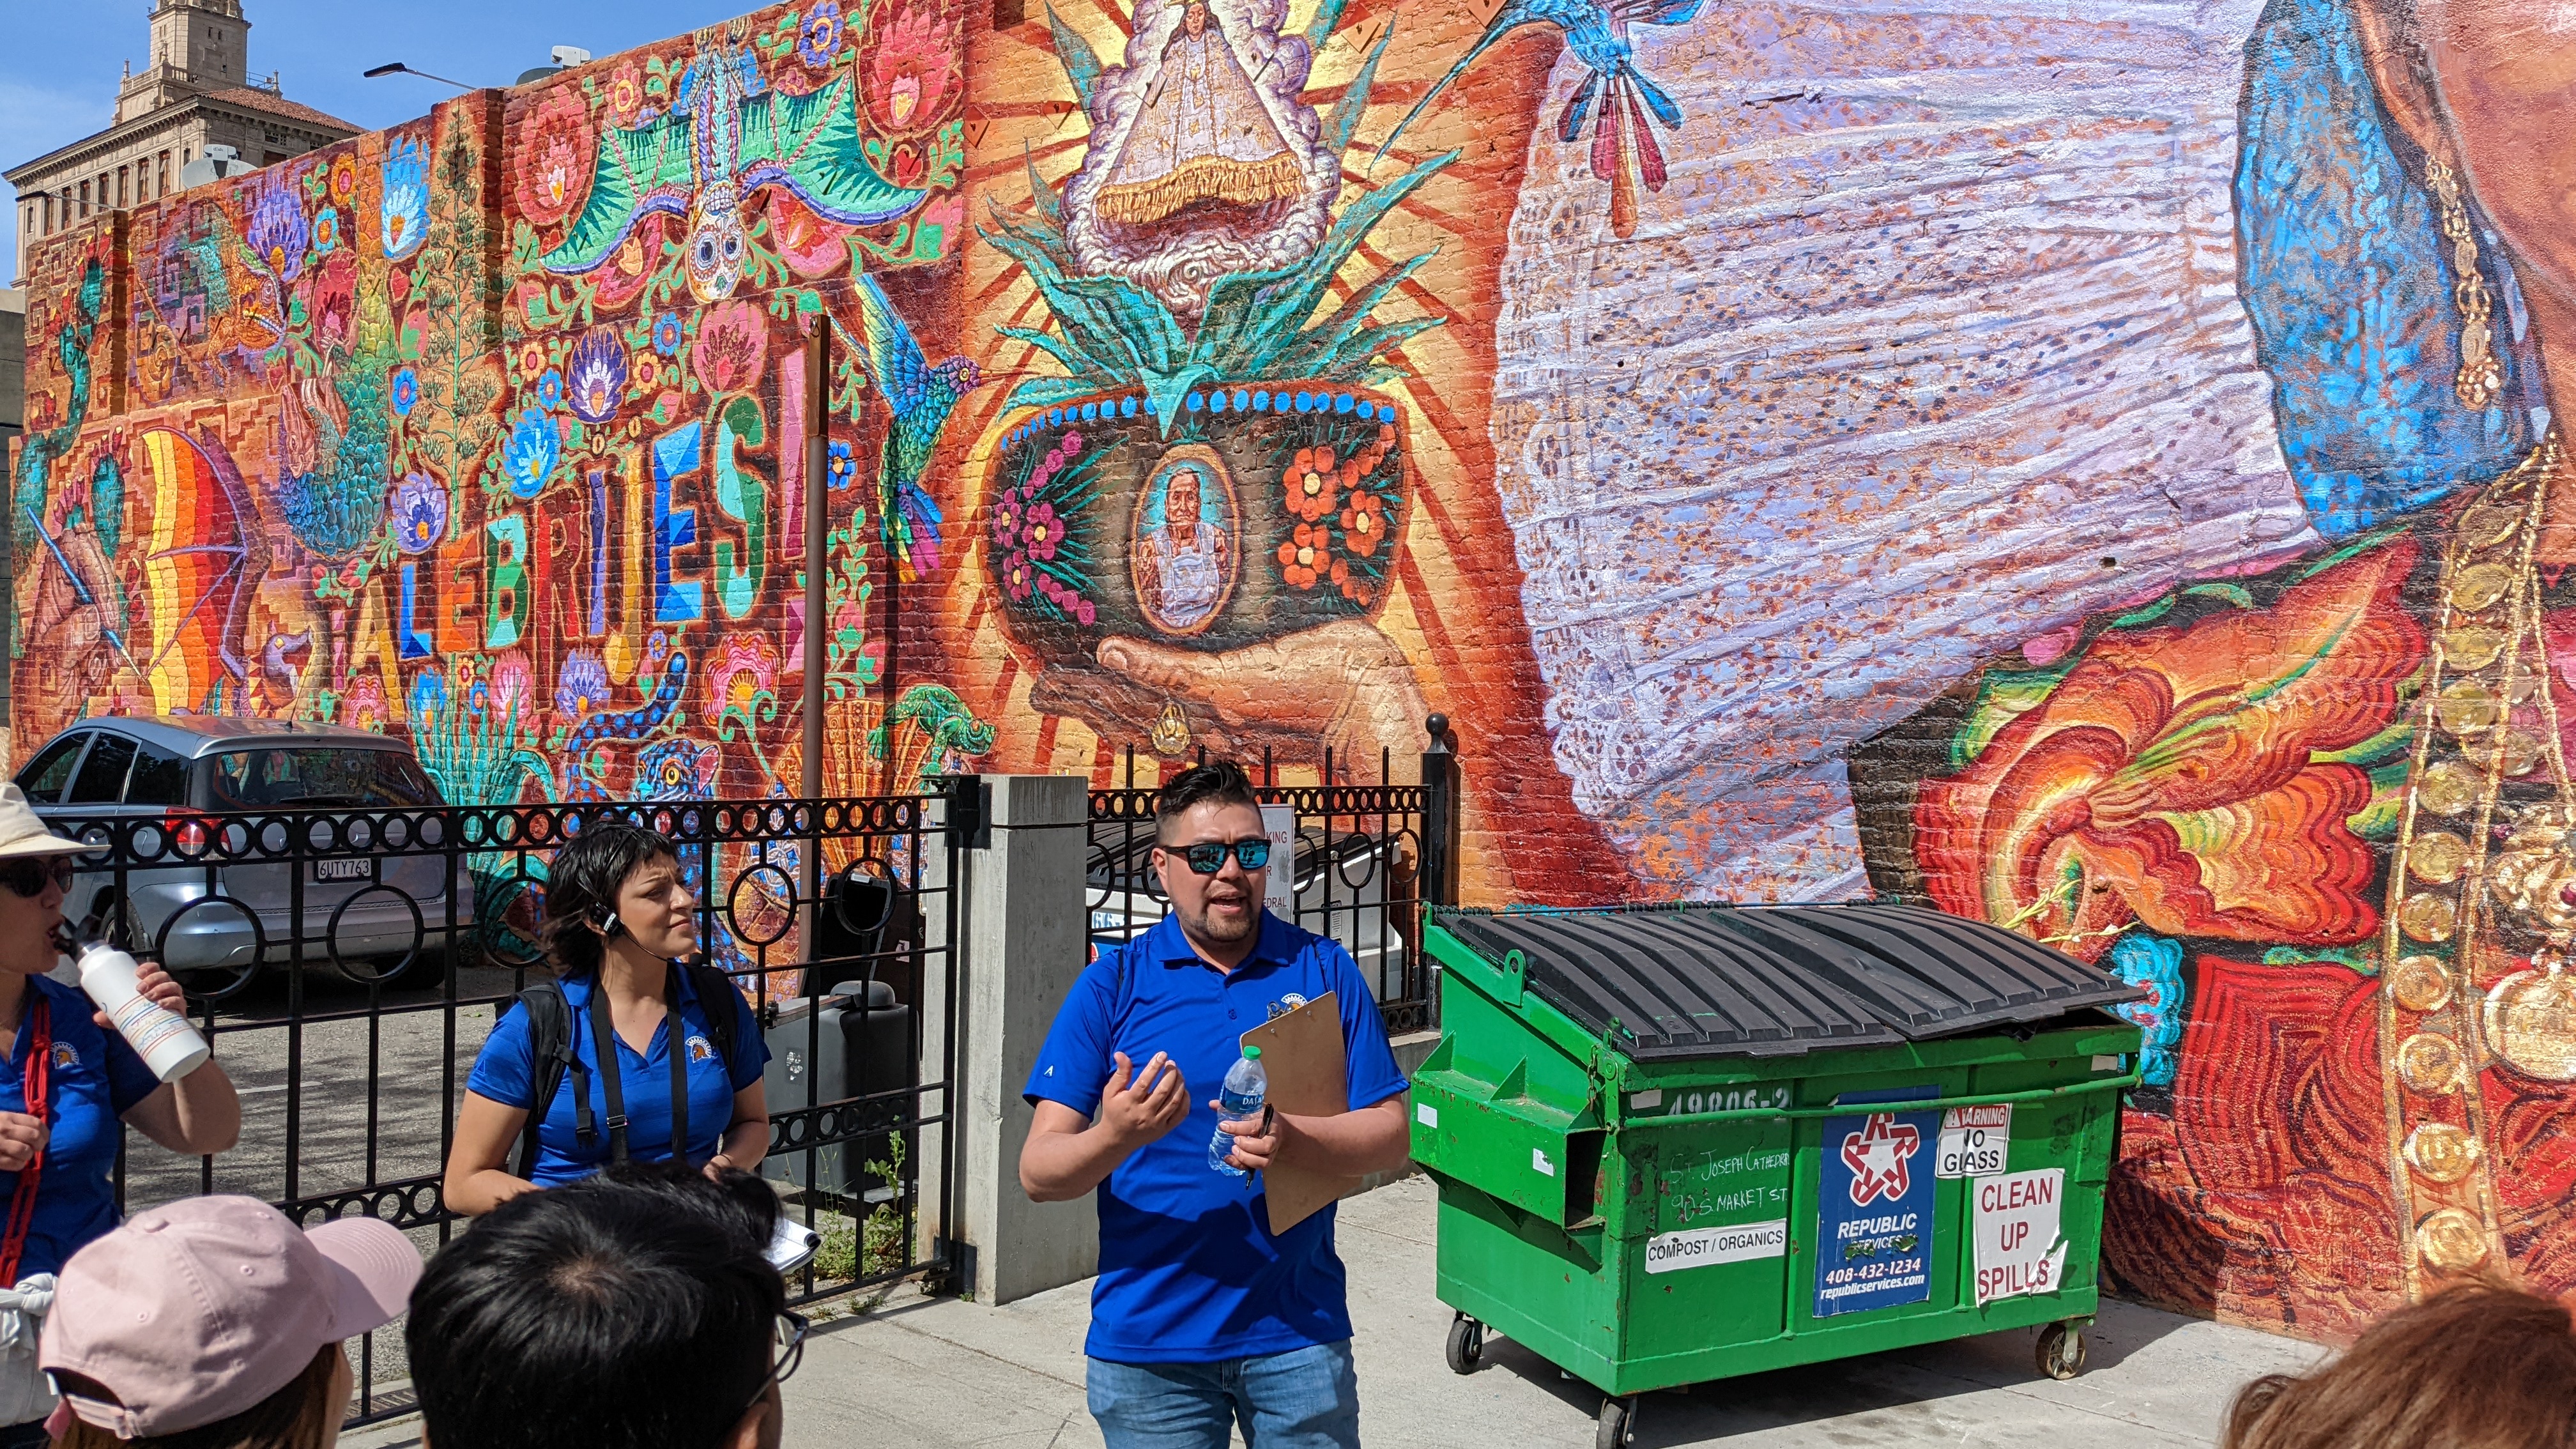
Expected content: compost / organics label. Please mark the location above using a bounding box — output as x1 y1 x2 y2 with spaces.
1973 1168 2068 1306
1936 1104 2012 1179
1644 1218 1788 1273
1814 1087 1940 1318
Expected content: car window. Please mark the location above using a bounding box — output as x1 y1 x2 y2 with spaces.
203 749 443 809
125 743 191 808
13 735 89 804
66 734 137 806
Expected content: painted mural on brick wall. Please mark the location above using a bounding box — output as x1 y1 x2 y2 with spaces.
11 3 988 962
949 0 2576 1335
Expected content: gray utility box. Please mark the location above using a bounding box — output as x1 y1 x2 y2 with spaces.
760 979 916 1200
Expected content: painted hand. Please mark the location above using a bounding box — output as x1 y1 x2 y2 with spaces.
0 1113 48 1173
1099 1051 1191 1148
1094 620 1431 779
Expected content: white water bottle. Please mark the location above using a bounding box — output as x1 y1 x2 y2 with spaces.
75 943 210 1082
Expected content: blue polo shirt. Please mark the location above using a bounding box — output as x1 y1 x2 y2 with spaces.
468 969 769 1186
1025 911 1408 1364
3 975 161 1280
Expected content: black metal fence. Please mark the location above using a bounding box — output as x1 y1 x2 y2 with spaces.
1084 715 1461 1036
45 783 972 1425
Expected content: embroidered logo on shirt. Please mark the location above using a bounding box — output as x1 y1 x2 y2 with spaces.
686 1035 716 1063
49 1043 79 1070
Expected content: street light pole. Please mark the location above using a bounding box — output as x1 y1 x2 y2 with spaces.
362 62 475 91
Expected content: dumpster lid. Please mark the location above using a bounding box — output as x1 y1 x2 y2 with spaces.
1432 903 2142 1061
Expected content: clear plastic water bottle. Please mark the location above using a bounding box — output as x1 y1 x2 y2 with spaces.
1208 1045 1268 1178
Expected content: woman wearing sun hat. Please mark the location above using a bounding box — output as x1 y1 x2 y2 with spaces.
40 1195 422 1448
0 785 240 1446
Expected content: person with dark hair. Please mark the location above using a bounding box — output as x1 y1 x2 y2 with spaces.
1019 760 1410 1449
2220 1276 2576 1449
441 822 770 1216
408 1161 800 1449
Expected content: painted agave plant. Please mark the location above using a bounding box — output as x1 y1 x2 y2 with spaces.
981 7 1456 429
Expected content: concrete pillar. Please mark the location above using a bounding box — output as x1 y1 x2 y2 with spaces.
919 774 1098 1305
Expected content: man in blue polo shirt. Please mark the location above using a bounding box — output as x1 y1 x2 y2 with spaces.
1022 761 1411 1448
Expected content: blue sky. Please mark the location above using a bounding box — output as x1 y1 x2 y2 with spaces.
4 1 755 282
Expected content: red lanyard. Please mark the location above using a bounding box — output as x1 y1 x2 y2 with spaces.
0 995 54 1286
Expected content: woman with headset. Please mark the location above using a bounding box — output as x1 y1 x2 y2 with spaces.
443 824 770 1215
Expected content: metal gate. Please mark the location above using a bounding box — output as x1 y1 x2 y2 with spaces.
46 779 974 1425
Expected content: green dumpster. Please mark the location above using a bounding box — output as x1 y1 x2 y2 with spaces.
1411 903 2144 1448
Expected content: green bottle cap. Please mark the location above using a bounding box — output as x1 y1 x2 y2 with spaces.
1243 1045 1261 1060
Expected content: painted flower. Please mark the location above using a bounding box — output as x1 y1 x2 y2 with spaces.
866 1 958 135
390 367 419 417
799 1 847 68
708 634 779 721
1001 549 1034 601
2104 932 2187 1088
691 300 768 395
1277 523 1331 590
312 206 341 256
1338 489 1388 558
827 440 856 489
392 471 447 554
503 408 560 498
1913 536 2425 962
341 675 388 735
246 178 310 283
556 649 612 721
514 88 595 228
607 63 645 126
566 326 629 424
329 155 360 202
887 143 926 190
307 251 356 349
1285 446 1339 523
487 652 536 723
989 486 1022 553
1023 501 1062 562
517 341 547 382
381 136 429 260
652 312 685 356
537 367 566 412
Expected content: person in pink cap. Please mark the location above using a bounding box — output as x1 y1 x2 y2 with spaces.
38 1195 420 1449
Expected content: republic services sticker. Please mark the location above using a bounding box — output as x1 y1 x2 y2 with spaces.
1644 1218 1789 1274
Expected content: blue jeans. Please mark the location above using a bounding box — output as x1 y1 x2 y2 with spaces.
1087 1340 1361 1449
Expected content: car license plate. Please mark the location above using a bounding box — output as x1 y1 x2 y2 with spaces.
313 858 375 884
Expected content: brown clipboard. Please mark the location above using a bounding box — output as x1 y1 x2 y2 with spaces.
1238 990 1358 1235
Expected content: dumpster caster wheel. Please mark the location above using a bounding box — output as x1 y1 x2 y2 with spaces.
1595 1395 1637 1449
1445 1316 1485 1375
2037 1322 2087 1381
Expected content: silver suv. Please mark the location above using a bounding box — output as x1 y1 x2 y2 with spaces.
11 717 475 979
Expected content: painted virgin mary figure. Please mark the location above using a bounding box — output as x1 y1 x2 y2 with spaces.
1853 0 2576 1343
1093 1 1303 226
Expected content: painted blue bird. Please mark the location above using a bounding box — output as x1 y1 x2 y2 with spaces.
1380 0 1704 237
833 272 981 584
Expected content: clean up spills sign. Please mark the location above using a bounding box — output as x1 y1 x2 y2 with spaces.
1973 1168 2068 1307
1814 1087 1939 1317
1936 1104 2011 1179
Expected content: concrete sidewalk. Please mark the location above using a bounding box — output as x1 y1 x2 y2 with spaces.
351 1175 2325 1448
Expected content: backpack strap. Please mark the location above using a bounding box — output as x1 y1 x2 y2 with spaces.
510 981 590 1179
683 962 741 1075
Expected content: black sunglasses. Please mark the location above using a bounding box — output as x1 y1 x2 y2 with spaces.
742 1311 809 1414
0 857 73 900
1169 838 1271 875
